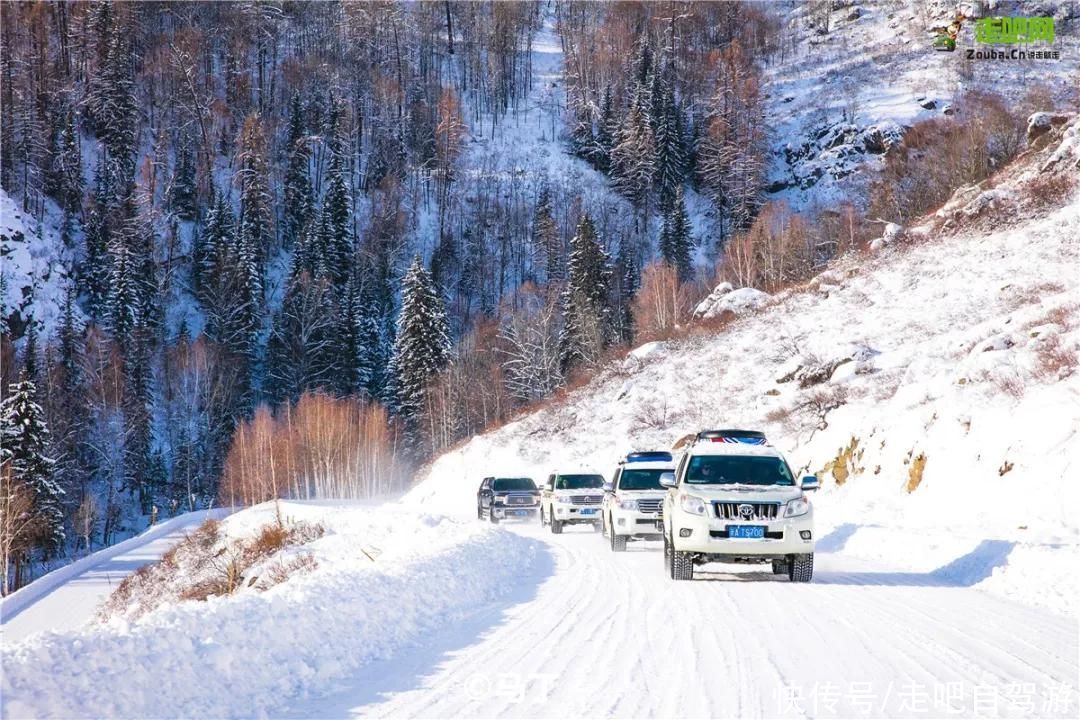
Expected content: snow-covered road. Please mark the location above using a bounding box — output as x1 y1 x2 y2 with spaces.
283 522 1078 719
0 509 228 644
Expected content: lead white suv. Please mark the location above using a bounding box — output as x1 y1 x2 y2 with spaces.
601 452 674 551
661 430 819 582
539 471 605 534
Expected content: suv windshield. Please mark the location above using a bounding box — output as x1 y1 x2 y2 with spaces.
685 456 794 486
618 469 668 491
555 474 604 490
492 477 537 492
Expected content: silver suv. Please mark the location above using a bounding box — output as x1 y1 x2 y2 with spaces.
601 452 674 551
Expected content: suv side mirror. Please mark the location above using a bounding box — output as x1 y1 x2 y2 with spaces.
801 475 820 491
659 471 677 488
602 482 614 493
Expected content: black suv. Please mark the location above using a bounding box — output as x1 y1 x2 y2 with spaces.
477 477 540 523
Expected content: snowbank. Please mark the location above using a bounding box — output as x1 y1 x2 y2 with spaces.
1 502 541 719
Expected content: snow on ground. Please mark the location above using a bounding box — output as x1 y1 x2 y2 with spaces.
0 501 541 719
407 125 1080 618
0 509 229 645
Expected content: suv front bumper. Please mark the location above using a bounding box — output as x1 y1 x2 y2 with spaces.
493 504 538 519
609 507 664 537
670 513 814 557
553 504 602 523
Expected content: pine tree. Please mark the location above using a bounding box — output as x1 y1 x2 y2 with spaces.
391 256 451 453
169 131 198 221
652 64 685 211
236 113 273 268
266 262 336 404
594 84 616 174
610 86 655 211
106 227 138 346
1 370 64 556
282 92 313 252
82 201 111 321
659 185 693 280
92 29 137 176
194 190 235 310
47 110 82 213
533 186 561 283
320 152 352 287
559 213 614 373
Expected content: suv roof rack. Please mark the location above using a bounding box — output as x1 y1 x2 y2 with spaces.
620 451 673 464
694 429 769 446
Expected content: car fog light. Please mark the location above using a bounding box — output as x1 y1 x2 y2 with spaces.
800 530 812 540
679 529 692 538
617 518 626 525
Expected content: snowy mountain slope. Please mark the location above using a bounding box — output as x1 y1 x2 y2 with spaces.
407 116 1080 617
763 0 1080 211
0 501 541 719
0 190 75 334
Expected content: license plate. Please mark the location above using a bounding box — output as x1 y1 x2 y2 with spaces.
579 508 596 516
728 525 766 539
508 509 529 516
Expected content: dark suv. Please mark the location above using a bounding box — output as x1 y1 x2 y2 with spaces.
476 477 540 523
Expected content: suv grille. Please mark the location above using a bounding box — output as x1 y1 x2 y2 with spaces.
572 495 604 505
506 494 536 506
714 502 779 521
636 498 662 514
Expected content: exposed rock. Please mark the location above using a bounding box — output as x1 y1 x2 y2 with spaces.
919 98 937 110
694 284 770 320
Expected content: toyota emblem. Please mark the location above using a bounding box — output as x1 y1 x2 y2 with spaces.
738 504 754 519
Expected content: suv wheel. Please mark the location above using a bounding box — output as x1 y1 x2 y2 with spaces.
489 510 499 524
663 534 675 578
610 527 627 552
539 505 547 526
788 553 814 583
477 505 483 520
771 559 787 575
550 517 563 534
672 550 694 581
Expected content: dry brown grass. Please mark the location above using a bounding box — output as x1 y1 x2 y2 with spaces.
1023 172 1077 213
1034 334 1079 381
99 519 325 621
819 436 863 486
906 453 927 493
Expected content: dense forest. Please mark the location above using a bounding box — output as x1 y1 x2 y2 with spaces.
1 0 1056 593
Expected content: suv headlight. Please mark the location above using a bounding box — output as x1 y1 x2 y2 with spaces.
617 498 637 510
556 496 574 504
679 493 707 516
785 497 810 517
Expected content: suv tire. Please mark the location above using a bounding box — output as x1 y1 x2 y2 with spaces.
610 526 627 552
672 550 694 581
551 518 563 534
490 511 499 524
788 553 814 583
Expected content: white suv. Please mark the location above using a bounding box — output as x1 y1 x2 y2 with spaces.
661 430 819 582
601 452 674 551
539 472 605 534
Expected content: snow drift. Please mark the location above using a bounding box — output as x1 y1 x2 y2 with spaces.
0 502 542 719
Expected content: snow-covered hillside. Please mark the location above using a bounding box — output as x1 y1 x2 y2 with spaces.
763 0 1080 210
407 116 1080 617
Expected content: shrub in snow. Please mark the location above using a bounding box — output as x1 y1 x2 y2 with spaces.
98 516 325 622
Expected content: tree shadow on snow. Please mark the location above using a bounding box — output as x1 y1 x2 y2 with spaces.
274 540 557 719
